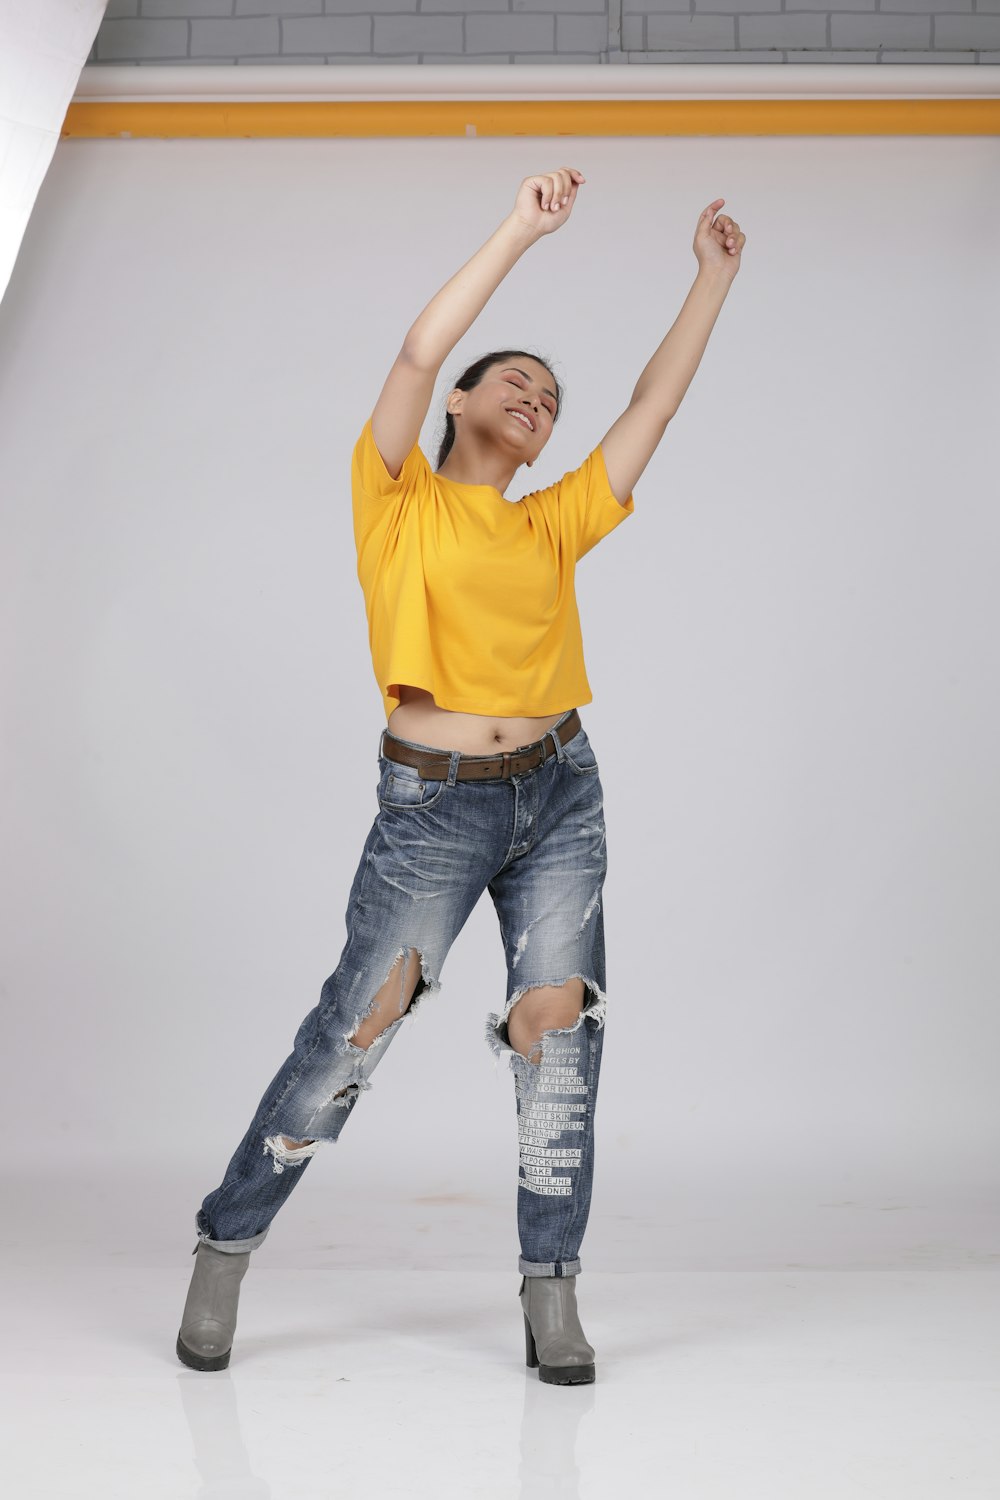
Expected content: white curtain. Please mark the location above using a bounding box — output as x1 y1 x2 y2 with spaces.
0 0 107 304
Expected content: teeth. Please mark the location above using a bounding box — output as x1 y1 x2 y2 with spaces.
508 410 533 431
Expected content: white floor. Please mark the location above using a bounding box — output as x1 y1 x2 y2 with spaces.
5 1166 1000 1498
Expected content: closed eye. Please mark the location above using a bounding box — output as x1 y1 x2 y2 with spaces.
506 378 555 415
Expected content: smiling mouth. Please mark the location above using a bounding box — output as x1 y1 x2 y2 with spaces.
506 410 535 432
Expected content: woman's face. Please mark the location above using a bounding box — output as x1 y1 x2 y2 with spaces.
463 359 559 459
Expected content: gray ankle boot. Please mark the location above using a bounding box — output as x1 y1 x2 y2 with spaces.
519 1274 596 1385
176 1241 252 1372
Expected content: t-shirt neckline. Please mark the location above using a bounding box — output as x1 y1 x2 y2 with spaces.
434 471 520 502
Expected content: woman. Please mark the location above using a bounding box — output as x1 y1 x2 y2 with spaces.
176 168 745 1385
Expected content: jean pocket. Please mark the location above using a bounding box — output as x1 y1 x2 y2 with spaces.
377 755 448 810
561 727 600 776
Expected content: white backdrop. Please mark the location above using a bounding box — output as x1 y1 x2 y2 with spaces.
1 134 998 1269
0 0 107 301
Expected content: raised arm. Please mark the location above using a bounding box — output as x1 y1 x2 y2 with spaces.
370 170 585 480
600 200 747 507
402 168 585 372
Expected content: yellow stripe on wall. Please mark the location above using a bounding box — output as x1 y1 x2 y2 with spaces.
61 99 1000 139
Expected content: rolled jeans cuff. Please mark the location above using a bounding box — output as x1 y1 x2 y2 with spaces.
519 1256 582 1277
195 1224 270 1255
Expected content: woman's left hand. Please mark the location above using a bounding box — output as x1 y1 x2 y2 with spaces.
693 199 746 280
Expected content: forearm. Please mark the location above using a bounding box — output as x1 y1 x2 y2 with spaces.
402 215 539 371
631 268 733 417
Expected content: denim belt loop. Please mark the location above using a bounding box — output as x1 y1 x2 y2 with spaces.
446 748 462 787
379 728 386 760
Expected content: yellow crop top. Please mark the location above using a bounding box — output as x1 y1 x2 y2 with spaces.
351 415 635 722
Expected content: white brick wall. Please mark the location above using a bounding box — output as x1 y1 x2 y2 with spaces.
89 1 1000 65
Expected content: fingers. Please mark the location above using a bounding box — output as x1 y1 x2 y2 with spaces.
713 213 745 254
542 168 585 211
542 173 566 211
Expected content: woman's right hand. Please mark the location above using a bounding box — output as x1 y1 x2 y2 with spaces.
510 168 586 239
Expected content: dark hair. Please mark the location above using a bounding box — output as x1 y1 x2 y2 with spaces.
435 349 563 470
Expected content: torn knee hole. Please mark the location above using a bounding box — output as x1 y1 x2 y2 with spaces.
346 946 428 1050
505 981 586 1064
486 976 608 1067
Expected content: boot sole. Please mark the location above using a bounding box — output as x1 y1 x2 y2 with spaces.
539 1361 596 1385
176 1332 232 1372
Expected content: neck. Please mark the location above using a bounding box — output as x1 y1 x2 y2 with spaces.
436 432 532 494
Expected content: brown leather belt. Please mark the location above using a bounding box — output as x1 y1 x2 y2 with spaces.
380 707 581 783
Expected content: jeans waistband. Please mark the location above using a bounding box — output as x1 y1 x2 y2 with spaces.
379 707 581 783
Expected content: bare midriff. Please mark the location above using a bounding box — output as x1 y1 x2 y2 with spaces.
386 685 570 755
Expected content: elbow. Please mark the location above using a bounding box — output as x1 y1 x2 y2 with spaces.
400 337 443 374
631 390 677 425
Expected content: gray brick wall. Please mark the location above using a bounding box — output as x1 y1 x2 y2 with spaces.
89 1 1000 64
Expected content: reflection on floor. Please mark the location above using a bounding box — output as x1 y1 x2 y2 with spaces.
5 1167 1000 1498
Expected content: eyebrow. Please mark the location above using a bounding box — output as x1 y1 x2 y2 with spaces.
501 367 558 407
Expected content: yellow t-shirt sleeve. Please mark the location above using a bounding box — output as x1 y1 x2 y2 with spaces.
351 415 432 568
554 442 635 561
352 415 427 503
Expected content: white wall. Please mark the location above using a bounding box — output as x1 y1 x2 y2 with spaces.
1 134 998 1256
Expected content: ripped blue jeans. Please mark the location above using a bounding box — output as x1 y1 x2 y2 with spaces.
194 706 609 1278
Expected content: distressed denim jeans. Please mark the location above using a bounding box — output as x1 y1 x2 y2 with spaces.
194 706 609 1278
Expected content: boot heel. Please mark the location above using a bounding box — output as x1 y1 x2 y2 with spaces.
523 1312 539 1368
